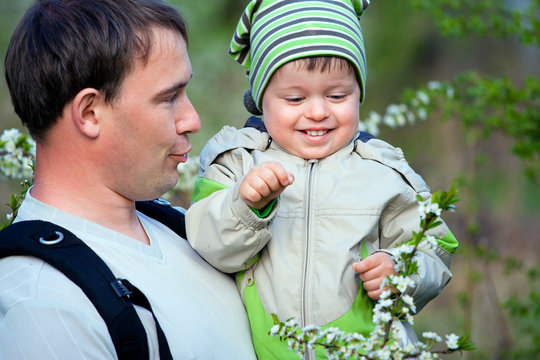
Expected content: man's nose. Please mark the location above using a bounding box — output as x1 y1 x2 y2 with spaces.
176 96 201 135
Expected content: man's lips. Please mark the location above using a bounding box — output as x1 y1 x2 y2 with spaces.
170 153 187 162
170 143 192 162
170 148 190 162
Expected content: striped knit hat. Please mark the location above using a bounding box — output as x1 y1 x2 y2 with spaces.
229 0 369 113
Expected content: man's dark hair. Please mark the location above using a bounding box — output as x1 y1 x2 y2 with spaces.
4 0 188 140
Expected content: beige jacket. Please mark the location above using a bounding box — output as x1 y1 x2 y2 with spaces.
186 122 456 329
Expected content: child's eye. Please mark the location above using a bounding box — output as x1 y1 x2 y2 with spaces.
329 94 346 100
285 96 303 103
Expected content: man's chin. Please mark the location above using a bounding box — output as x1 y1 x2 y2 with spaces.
132 178 179 203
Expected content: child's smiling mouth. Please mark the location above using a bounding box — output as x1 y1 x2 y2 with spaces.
305 130 328 136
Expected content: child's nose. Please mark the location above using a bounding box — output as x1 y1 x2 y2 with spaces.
305 98 329 121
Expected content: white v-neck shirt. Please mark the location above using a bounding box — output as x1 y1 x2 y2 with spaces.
0 191 256 359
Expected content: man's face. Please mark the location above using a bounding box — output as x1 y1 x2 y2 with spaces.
99 27 200 201
261 60 360 160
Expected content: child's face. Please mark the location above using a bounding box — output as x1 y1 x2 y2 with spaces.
261 60 360 159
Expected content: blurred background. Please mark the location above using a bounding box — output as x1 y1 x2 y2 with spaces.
1 0 539 359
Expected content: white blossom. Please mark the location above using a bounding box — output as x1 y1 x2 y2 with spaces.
406 110 416 124
0 128 21 142
423 235 438 251
378 298 393 308
285 318 300 327
390 274 415 293
430 202 442 216
395 112 407 126
373 308 392 323
395 244 415 256
383 114 397 128
380 289 392 299
403 344 416 353
270 324 281 336
417 107 428 120
359 111 383 136
418 201 427 219
402 294 414 306
0 128 36 180
375 349 391 360
416 91 430 105
445 333 459 349
303 324 319 332
418 198 442 219
405 312 414 325
174 155 200 192
427 81 442 90
422 331 442 342
446 86 455 99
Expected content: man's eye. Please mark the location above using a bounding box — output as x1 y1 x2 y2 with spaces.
164 93 179 103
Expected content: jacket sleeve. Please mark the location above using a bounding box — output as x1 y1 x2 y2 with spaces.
356 138 458 313
186 132 277 273
378 184 457 313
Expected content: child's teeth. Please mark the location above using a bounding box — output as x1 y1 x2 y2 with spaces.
306 130 327 136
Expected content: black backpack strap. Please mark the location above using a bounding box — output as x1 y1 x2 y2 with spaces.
0 221 172 360
135 199 186 239
121 279 172 359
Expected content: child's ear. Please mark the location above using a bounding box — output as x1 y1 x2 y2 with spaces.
71 88 101 139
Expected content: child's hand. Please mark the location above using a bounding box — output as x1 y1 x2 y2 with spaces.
239 161 294 210
352 252 396 300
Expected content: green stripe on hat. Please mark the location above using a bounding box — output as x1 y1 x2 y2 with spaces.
229 0 369 112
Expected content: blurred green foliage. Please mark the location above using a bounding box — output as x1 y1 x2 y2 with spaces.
412 0 540 45
503 263 540 360
1 1 539 359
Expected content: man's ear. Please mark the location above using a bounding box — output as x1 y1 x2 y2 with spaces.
71 88 102 139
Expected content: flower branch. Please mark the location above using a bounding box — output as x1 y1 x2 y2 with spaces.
270 185 474 359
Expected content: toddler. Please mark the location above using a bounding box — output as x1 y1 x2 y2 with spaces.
186 1 457 358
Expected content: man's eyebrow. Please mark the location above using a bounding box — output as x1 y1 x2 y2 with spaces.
153 73 194 100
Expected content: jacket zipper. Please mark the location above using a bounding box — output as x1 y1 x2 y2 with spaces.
301 160 317 360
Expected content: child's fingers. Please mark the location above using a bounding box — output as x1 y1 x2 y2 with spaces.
239 162 293 209
240 180 266 203
357 266 382 283
248 164 285 196
261 161 294 187
249 168 276 196
366 288 384 300
362 277 387 300
352 254 379 274
362 278 380 292
353 253 394 274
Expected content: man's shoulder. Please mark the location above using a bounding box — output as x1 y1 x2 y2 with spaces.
0 255 93 309
0 255 116 358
